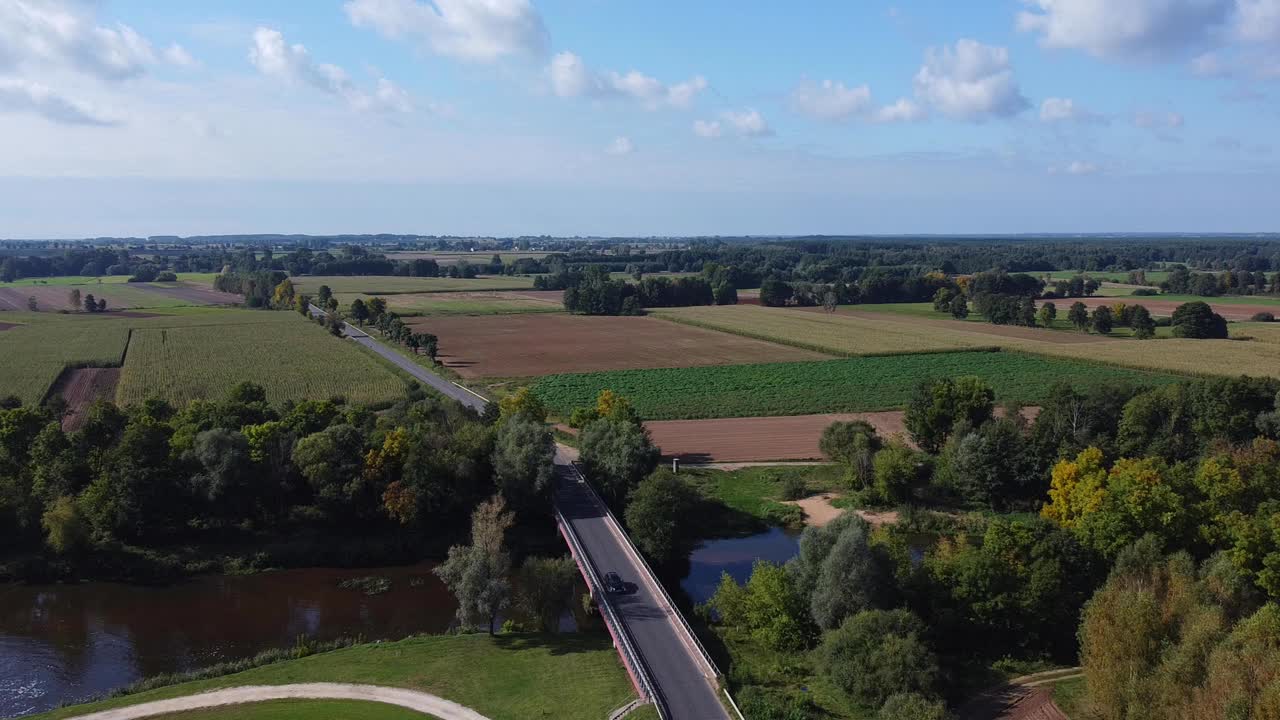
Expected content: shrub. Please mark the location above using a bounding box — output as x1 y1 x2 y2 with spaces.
820 609 939 706
780 474 807 500
1252 312 1276 323
878 693 950 720
1131 288 1159 296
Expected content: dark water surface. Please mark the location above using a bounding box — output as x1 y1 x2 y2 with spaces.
0 564 456 718
679 527 802 605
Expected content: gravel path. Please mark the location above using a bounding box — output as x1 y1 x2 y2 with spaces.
63 683 491 720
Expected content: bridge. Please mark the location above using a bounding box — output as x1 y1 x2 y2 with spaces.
316 310 735 719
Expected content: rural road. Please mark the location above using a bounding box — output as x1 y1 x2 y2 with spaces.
554 450 731 720
308 304 488 412
62 683 490 720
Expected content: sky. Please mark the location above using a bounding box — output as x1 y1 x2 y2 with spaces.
1 0 1279 237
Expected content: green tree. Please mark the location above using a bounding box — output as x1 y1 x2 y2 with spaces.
271 278 296 308
802 515 890 629
820 609 939 706
317 284 333 307
931 288 955 313
820 420 882 489
184 428 253 517
873 441 928 504
1036 300 1057 328
291 424 366 513
624 470 701 567
515 555 577 632
68 288 81 311
1130 304 1156 339
1171 301 1229 339
1090 305 1114 334
41 496 88 555
710 560 815 651
935 416 1033 510
904 376 995 453
366 296 388 323
578 417 659 509
83 292 97 312
497 387 548 424
295 294 311 316
949 295 969 319
435 495 514 635
758 276 793 307
1068 301 1090 330
348 298 369 325
491 414 554 517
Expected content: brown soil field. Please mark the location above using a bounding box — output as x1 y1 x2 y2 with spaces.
408 313 828 378
1044 296 1276 321
54 367 120 431
831 308 1107 344
0 286 138 312
138 281 241 304
648 407 1040 462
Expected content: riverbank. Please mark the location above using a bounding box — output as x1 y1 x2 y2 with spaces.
31 633 642 720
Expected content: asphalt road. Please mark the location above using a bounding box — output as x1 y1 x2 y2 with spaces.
554 462 729 720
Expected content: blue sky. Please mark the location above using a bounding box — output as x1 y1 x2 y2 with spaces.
1 0 1278 237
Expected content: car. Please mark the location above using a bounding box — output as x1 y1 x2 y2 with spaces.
603 572 625 594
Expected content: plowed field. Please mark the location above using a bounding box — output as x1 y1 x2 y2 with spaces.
55 367 120 431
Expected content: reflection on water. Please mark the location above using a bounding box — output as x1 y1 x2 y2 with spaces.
0 564 456 718
679 527 801 606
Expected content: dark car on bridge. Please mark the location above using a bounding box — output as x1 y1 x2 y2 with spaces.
603 572 625 594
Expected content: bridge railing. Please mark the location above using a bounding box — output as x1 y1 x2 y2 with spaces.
553 493 667 719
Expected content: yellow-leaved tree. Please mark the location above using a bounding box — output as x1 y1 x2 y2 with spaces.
1042 446 1108 528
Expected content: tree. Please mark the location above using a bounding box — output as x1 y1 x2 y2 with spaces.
295 294 311 316
931 288 956 313
802 515 890 629
291 424 366 513
348 298 369 325
317 284 333 308
27 296 37 311
904 376 995 453
758 276 793 307
515 556 577 632
497 387 548 423
271 278 296 308
822 290 839 313
878 694 950 720
1130 304 1155 339
83 293 98 313
1171 301 1229 339
1090 305 1114 334
435 495 514 634
873 441 928 504
949 295 968 319
1068 301 1090 331
69 288 80 311
492 415 554 517
820 420 882 489
366 297 388 323
578 417 659 508
625 470 701 567
820 609 939 706
41 496 88 554
710 560 815 651
936 417 1033 510
1036 301 1056 328
184 428 253 516
97 297 106 312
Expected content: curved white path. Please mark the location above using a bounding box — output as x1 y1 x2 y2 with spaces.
63 683 492 720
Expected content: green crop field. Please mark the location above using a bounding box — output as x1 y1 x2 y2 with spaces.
656 305 1280 378
290 275 535 295
37 634 639 720
1043 270 1171 284
117 319 406 406
333 291 561 316
532 351 1185 420
0 317 131 404
1 272 220 287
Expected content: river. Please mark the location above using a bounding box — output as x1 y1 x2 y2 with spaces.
0 564 456 718
680 527 802 605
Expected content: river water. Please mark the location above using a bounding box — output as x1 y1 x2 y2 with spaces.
0 564 456 718
680 527 802 605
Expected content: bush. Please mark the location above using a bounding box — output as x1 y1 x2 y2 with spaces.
780 474 808 500
878 693 950 720
1252 312 1276 322
820 609 939 706
1131 288 1159 296
735 687 818 720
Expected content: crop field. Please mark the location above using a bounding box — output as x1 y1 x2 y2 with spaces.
657 304 1280 378
0 281 239 312
0 317 132 404
290 275 535 295
532 351 1184 420
1044 270 1171 284
0 272 217 287
117 319 406 406
410 312 828 378
334 290 562 316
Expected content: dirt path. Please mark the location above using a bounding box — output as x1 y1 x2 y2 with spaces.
782 493 900 528
63 683 491 720
957 668 1082 720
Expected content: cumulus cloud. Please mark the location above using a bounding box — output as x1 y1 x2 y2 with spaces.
1235 0 1280 42
692 119 722 137
344 0 548 62
1039 97 1109 123
1134 109 1185 128
913 39 1029 120
249 27 412 113
1016 0 1233 60
873 98 927 122
0 78 116 125
789 79 926 123
1049 160 1101 175
605 136 634 155
547 51 707 109
693 109 771 138
0 0 191 80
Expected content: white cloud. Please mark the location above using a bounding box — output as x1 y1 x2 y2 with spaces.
1039 97 1108 123
873 98 927 123
344 0 548 62
1236 0 1280 42
249 27 412 113
1050 160 1101 175
0 78 116 125
547 50 707 109
693 110 771 138
692 119 722 137
163 44 197 68
790 79 873 121
913 40 1029 120
1191 51 1230 75
1016 0 1233 60
605 136 634 155
1134 109 1185 128
0 0 191 80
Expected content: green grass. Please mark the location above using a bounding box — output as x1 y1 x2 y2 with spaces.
1043 270 1171 284
333 292 560 316
0 318 130 404
148 700 438 720
1052 675 1090 718
116 318 407 407
681 466 845 532
36 633 639 720
532 351 1185 421
290 276 534 295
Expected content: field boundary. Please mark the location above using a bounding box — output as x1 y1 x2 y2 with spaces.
650 311 1001 359
39 327 133 406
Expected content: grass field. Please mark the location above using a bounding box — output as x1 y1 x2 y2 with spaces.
683 465 845 531
117 319 406 406
149 700 438 720
290 276 534 295
36 634 639 720
0 272 219 287
334 291 561 316
1044 269 1171 284
655 305 1280 379
532 351 1184 420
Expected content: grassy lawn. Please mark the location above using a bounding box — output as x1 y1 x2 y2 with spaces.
532 351 1184 421
681 465 845 533
36 634 639 720
290 276 534 295
150 700 438 720
1052 675 1090 718
333 292 560 316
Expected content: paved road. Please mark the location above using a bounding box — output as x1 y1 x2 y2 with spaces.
308 305 487 412
64 683 490 720
554 458 729 720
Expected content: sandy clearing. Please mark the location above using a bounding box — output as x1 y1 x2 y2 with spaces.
782 494 900 528
412 313 828 378
62 683 491 720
